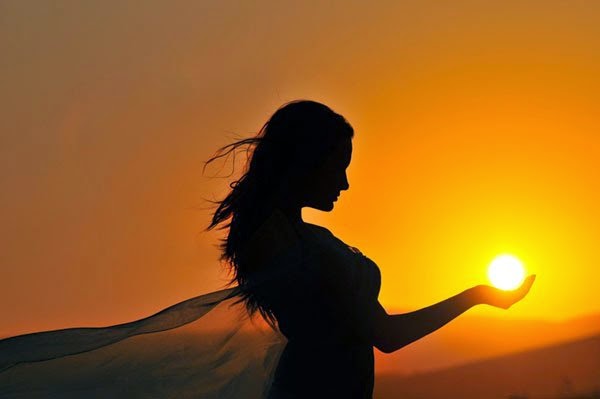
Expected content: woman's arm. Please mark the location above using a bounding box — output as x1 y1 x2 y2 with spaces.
372 275 536 354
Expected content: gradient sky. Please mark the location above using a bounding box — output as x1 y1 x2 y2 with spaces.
2 1 600 337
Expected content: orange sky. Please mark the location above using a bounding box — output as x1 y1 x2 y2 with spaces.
2 1 600 337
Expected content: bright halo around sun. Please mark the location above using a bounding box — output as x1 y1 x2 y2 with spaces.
488 254 526 290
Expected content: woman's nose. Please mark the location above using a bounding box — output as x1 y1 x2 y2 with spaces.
341 174 349 191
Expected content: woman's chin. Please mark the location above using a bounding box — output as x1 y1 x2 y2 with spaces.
307 201 335 212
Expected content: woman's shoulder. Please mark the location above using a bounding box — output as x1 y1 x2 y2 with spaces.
301 221 333 237
239 208 302 267
302 222 380 272
239 209 328 261
302 222 363 255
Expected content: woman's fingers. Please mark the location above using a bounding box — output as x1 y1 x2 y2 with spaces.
520 274 536 292
514 274 536 299
505 274 536 308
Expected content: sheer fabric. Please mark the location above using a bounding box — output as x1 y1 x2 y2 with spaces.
0 288 288 398
0 209 381 398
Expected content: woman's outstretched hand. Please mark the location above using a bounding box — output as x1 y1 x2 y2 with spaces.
472 274 536 309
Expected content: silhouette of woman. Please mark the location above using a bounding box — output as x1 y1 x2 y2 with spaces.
0 100 535 398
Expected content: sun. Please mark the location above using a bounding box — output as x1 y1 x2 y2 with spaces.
487 254 526 290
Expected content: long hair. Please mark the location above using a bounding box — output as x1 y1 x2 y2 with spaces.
204 100 354 326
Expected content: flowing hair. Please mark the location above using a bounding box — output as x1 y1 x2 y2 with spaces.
203 100 354 327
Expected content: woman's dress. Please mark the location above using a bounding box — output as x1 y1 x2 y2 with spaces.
0 208 381 398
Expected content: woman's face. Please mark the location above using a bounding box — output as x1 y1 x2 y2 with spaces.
301 137 352 211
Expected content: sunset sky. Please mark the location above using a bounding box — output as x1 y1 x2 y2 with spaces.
2 1 600 338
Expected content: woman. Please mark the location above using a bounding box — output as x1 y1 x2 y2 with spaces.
0 100 535 398
203 100 535 398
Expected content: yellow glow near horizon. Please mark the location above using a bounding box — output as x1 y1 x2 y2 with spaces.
488 255 526 290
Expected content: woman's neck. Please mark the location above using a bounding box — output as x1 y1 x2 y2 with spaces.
276 204 303 225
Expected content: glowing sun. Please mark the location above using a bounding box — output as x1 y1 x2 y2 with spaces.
487 254 526 290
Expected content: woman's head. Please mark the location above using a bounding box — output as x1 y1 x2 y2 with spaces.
250 100 353 212
204 99 354 324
